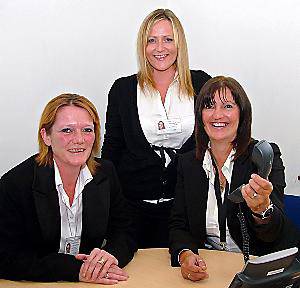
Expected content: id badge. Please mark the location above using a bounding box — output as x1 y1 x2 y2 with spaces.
157 118 182 135
165 117 182 134
65 236 81 255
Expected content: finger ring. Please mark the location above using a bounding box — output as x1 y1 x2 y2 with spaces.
97 258 106 265
252 192 257 199
105 272 109 279
187 273 191 279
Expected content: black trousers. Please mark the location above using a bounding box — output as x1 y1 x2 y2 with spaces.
127 199 174 248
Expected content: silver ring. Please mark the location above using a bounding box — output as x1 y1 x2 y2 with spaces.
187 273 191 279
97 258 106 265
105 272 109 279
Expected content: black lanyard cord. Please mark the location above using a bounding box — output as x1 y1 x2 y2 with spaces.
211 156 229 245
210 153 250 262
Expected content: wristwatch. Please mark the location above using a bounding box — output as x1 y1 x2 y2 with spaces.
251 202 274 220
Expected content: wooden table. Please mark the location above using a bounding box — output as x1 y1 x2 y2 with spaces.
0 249 245 288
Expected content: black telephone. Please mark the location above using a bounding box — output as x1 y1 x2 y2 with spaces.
227 140 274 203
228 247 300 288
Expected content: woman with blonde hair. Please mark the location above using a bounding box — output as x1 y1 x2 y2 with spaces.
102 8 210 248
0 94 136 283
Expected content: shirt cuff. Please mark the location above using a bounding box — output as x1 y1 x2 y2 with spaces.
178 249 192 266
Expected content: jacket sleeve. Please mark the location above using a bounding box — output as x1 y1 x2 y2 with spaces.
246 143 299 252
168 156 200 267
0 176 82 282
101 79 126 165
101 161 137 267
190 70 211 96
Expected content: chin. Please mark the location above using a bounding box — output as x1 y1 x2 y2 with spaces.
68 157 88 167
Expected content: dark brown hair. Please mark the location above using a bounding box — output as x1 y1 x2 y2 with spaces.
195 76 252 160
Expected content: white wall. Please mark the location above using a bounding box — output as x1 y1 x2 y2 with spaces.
0 0 299 195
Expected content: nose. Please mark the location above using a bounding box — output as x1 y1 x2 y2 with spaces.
212 106 223 119
155 39 164 52
73 130 84 144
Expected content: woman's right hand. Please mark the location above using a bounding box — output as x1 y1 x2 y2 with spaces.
179 250 209 281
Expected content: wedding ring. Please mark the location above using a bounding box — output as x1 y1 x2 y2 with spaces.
252 192 257 199
105 272 109 279
187 273 191 279
97 258 106 265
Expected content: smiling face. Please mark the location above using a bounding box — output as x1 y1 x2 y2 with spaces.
145 19 177 74
202 87 240 146
40 105 95 172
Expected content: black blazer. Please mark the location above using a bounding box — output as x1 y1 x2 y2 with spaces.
0 156 136 281
169 141 299 266
102 70 211 200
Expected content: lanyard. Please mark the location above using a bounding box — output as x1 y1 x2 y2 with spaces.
65 197 80 238
210 153 250 262
211 157 229 247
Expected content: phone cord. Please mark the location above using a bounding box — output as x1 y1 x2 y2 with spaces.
237 204 250 263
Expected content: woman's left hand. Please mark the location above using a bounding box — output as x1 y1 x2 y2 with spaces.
76 248 118 282
241 174 273 215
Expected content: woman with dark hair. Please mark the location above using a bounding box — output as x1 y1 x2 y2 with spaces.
169 76 294 281
0 94 136 283
102 9 210 248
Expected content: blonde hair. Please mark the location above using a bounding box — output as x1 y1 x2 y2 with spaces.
137 8 194 97
36 93 100 174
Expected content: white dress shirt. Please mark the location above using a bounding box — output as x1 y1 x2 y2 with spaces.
202 149 241 252
53 160 93 255
137 74 194 167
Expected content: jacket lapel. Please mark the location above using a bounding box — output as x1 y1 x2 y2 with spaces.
185 155 209 241
230 150 253 192
228 149 254 218
80 170 109 251
126 75 158 157
32 163 61 247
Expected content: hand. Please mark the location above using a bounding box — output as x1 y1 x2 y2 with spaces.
179 251 208 281
242 174 273 215
78 263 129 284
106 264 129 281
76 248 120 284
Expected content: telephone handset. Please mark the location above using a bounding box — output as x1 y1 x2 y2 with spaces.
227 140 274 203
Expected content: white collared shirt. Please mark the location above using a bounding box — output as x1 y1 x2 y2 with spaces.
137 74 194 167
53 160 93 254
202 149 241 252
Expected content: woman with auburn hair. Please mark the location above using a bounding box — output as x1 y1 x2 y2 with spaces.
169 76 299 281
0 94 136 283
102 8 210 248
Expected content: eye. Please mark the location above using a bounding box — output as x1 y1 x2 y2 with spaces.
61 128 72 133
147 37 156 44
224 103 234 109
82 127 94 133
164 37 174 43
204 103 215 109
